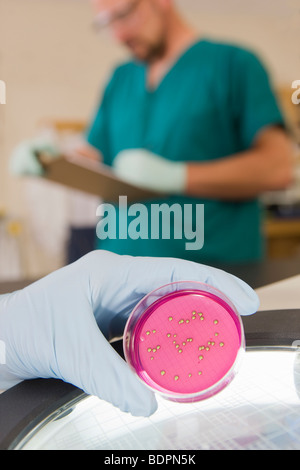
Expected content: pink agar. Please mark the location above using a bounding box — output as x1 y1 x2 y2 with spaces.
125 287 244 402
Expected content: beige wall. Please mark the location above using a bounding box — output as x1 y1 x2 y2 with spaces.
0 0 299 278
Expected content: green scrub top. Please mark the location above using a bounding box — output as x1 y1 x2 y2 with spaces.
86 38 285 264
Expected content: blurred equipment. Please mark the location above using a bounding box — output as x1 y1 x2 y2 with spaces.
22 121 101 266
262 86 300 258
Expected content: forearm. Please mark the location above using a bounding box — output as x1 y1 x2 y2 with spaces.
185 128 294 201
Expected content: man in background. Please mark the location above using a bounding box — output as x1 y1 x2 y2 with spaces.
11 0 294 265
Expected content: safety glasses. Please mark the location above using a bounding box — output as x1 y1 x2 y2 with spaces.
93 0 143 31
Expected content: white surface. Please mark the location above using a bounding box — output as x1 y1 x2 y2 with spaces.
256 275 300 311
21 349 300 450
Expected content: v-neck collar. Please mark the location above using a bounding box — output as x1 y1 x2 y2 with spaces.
141 37 207 94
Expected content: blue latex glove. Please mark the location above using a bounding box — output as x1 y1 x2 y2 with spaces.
113 149 187 194
0 251 259 416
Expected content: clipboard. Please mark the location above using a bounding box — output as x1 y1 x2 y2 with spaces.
40 153 162 203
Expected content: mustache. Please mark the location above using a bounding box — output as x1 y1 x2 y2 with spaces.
125 38 167 62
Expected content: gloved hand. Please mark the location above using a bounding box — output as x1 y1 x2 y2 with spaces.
10 135 60 176
0 250 259 417
113 149 187 194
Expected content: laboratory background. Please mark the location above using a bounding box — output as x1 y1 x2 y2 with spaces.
1 0 300 452
0 0 299 281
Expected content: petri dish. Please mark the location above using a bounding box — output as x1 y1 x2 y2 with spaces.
124 281 245 403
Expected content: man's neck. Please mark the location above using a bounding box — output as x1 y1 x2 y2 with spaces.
147 15 199 90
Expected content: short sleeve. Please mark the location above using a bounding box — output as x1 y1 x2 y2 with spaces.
231 48 285 149
85 78 113 165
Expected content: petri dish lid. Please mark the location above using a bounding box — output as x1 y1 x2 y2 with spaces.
124 281 245 403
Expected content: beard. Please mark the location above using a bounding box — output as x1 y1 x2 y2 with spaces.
126 35 167 63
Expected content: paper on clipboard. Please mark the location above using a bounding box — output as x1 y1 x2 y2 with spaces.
41 153 162 203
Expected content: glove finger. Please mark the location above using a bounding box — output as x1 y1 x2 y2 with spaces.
92 252 259 316
139 256 259 316
83 251 259 340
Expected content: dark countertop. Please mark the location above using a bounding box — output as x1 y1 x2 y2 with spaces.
1 256 299 295
214 256 300 289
